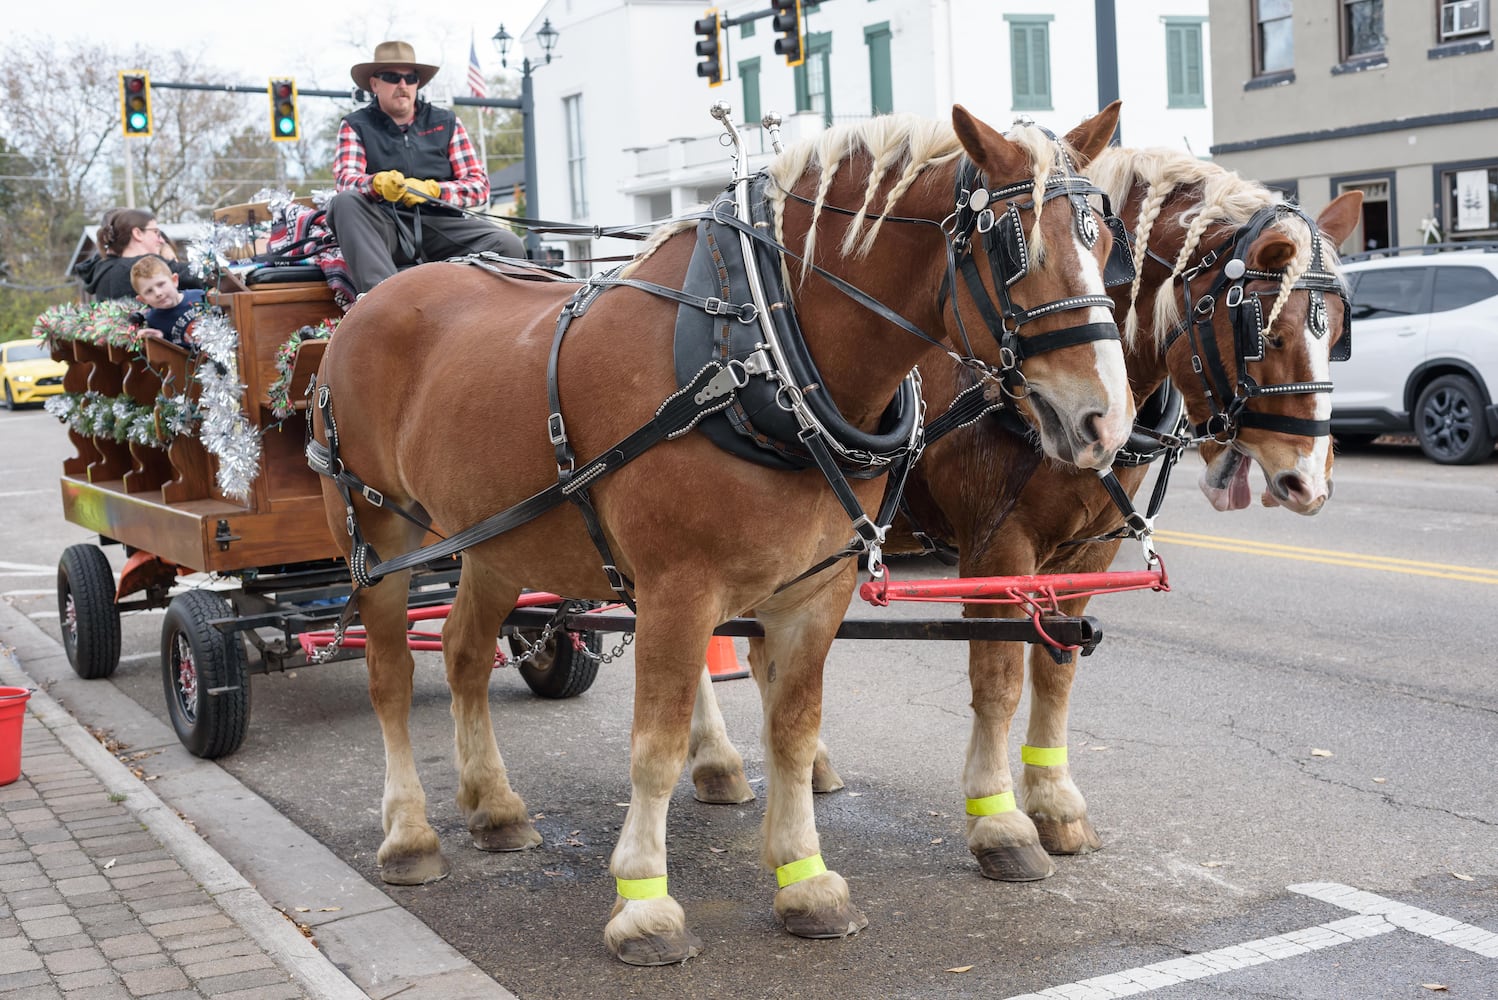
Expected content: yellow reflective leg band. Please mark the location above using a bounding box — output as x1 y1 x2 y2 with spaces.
966 791 1016 816
775 854 827 888
615 875 668 900
1021 744 1068 767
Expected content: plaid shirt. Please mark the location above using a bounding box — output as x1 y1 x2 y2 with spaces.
334 112 489 209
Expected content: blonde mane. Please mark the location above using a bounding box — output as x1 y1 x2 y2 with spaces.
1087 147 1342 349
762 114 1075 285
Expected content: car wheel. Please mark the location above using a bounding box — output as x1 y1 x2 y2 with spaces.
2 381 13 410
1414 374 1496 465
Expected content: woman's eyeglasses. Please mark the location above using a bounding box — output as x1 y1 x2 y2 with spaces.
374 71 421 85
142 226 163 238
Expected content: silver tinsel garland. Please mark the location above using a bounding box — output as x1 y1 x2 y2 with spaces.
192 311 261 502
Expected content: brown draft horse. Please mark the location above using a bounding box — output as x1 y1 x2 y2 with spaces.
312 104 1134 964
686 147 1363 880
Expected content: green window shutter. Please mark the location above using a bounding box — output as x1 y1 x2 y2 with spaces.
865 22 892 115
740 58 761 125
1165 20 1205 108
1009 20 1051 111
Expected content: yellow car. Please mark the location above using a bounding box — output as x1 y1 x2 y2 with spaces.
1 338 68 409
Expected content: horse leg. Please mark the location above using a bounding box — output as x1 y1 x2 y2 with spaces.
689 665 755 804
1021 602 1101 855
359 567 450 885
755 581 867 940
745 637 844 794
964 636 1054 881
605 597 716 966
441 561 541 852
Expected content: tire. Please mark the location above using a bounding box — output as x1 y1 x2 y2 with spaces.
2 381 13 410
1414 374 1496 465
57 544 121 679
161 590 250 758
508 620 601 699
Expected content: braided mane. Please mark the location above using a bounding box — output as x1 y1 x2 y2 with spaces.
763 114 1075 284
1087 147 1341 349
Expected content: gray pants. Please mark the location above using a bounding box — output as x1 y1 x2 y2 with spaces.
325 191 526 293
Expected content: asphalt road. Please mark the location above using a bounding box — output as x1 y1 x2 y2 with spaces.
4 404 1497 999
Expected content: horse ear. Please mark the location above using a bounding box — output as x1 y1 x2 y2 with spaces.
952 104 1027 177
1316 191 1364 247
1064 100 1122 166
1247 230 1297 272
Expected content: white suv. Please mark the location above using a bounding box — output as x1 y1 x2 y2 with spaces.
1331 243 1498 464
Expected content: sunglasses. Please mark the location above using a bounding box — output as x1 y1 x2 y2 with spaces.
374 70 421 85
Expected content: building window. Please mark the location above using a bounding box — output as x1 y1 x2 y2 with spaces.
1439 0 1491 42
1443 164 1498 239
1165 19 1206 108
563 94 587 219
740 17 755 39
794 32 833 125
740 57 761 126
1341 0 1385 61
1006 15 1053 112
865 22 893 115
1253 0 1293 75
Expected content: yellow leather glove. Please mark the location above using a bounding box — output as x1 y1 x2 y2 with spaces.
370 170 407 202
399 178 443 207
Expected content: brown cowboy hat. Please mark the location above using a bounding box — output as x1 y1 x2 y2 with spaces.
350 40 440 89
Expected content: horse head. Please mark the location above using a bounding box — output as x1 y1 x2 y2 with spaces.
1094 144 1363 516
946 102 1134 471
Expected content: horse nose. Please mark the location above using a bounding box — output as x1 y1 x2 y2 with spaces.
1270 469 1328 513
1072 410 1123 470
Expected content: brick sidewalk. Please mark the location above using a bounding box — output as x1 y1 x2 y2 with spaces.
0 713 314 999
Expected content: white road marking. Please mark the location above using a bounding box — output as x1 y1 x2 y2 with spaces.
0 560 53 572
119 652 159 664
0 490 49 498
1002 882 1492 999
27 611 59 619
3 589 55 596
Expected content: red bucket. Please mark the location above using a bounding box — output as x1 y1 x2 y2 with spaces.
0 686 32 786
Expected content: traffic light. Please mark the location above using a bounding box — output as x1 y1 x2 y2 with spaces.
119 71 152 137
694 9 723 86
269 78 300 141
772 0 805 67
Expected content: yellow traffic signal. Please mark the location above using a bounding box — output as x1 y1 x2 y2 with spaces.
269 78 300 141
119 71 152 137
772 0 805 67
694 9 723 87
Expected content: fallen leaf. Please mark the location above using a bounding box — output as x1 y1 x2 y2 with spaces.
930 838 943 845
1091 746 1109 751
1310 748 1333 757
945 965 974 974
1373 777 1387 784
709 847 727 854
1201 860 1224 868
1421 984 1448 992
103 858 116 869
847 791 863 797
318 906 342 911
543 870 562 877
294 906 310 913
1452 872 1474 881
615 802 630 807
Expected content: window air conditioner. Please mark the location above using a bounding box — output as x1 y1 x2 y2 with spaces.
1441 0 1489 39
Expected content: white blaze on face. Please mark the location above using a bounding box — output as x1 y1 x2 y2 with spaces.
1073 224 1133 465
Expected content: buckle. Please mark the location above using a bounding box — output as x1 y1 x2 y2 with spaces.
360 485 384 507
547 412 567 445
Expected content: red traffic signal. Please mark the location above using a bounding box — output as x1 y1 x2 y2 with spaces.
269 78 300 141
772 0 805 67
119 71 152 136
694 9 723 87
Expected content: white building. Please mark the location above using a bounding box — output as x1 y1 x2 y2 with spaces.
509 0 1211 269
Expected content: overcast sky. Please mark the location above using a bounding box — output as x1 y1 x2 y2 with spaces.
18 0 549 95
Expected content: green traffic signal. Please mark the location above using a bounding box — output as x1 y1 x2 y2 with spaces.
269 78 300 142
119 71 152 136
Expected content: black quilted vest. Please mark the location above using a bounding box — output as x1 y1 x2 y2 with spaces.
344 101 457 185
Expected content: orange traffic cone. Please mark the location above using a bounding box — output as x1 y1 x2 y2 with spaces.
706 635 750 682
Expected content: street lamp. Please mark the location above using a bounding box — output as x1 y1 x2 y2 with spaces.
493 19 561 260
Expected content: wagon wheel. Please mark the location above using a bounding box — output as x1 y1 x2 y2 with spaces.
507 614 602 700
161 590 250 759
57 544 121 680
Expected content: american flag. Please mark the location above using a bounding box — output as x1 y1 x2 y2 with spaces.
467 36 487 99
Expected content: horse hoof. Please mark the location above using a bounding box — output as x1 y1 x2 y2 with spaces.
470 821 543 852
974 842 1055 882
780 902 868 940
611 928 704 966
811 756 845 794
693 769 756 804
1033 815 1102 856
379 851 451 886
